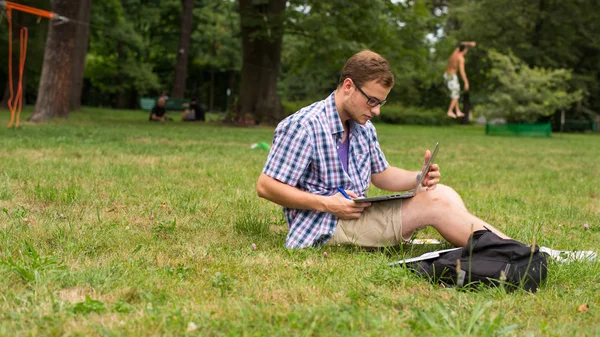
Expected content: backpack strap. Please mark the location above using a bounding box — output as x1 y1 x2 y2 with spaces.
456 269 467 287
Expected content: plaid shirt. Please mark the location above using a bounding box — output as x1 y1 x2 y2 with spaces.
262 92 389 248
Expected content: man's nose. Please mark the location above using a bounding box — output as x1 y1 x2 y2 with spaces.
371 105 381 116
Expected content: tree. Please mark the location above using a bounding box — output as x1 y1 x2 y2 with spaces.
30 0 81 122
447 0 600 118
85 0 162 108
69 0 92 111
238 0 286 124
190 0 241 111
171 0 194 99
476 51 582 123
280 0 442 105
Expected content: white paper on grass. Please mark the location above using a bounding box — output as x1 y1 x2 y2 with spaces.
389 247 462 266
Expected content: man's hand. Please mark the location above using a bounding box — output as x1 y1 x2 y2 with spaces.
465 82 470 92
421 150 441 191
325 190 370 220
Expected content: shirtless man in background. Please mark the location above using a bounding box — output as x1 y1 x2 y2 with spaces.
444 41 476 118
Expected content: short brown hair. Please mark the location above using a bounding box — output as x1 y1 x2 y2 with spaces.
338 50 394 89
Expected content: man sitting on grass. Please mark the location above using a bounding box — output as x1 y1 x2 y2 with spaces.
149 97 170 122
256 50 510 249
181 98 206 122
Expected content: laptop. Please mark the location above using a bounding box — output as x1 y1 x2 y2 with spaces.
353 142 439 203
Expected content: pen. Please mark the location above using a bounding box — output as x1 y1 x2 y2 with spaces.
337 187 352 200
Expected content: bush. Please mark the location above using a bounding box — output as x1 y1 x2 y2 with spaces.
282 100 453 126
282 100 317 116
476 51 583 123
375 105 455 125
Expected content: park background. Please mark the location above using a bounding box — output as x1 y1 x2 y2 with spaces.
0 0 599 129
1 0 600 336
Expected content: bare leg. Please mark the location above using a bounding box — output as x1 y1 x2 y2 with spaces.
454 98 464 117
447 99 458 118
401 184 509 246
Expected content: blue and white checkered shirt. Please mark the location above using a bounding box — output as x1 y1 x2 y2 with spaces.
262 92 389 248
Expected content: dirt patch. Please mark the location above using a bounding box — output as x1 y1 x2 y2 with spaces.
57 286 97 303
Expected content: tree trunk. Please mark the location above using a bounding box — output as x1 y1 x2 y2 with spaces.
30 0 81 122
209 68 215 112
238 0 286 125
69 0 92 111
171 0 194 99
115 41 126 109
227 69 236 112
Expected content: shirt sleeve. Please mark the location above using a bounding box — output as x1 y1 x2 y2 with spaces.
262 120 313 187
367 123 389 174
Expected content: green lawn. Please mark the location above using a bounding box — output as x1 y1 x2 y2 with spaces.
1 108 599 336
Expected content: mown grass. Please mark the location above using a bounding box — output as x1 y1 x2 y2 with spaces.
0 107 599 336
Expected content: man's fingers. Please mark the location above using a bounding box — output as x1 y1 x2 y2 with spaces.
423 150 431 165
346 190 359 198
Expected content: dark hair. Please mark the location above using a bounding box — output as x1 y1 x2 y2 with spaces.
338 50 394 89
458 44 467 52
191 97 197 102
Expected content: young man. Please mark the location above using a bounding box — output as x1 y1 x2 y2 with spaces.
182 98 207 122
444 41 476 118
257 50 508 249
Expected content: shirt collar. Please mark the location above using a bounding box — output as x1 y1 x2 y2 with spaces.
324 91 358 136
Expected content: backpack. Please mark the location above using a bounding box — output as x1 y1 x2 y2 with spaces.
408 230 548 292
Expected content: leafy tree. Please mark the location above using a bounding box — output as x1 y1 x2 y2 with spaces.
448 0 600 118
190 0 241 111
85 0 162 108
476 51 582 123
280 0 444 106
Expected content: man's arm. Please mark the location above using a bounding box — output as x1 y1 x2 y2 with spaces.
371 150 440 191
461 41 476 47
371 166 420 192
256 173 368 219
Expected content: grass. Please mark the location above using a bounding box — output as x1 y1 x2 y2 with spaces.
0 107 599 336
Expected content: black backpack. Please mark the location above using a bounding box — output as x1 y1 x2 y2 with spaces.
407 230 548 292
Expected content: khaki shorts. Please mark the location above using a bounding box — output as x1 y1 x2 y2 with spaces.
443 73 461 99
327 199 411 247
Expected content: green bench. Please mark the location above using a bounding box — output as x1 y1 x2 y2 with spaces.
140 97 190 111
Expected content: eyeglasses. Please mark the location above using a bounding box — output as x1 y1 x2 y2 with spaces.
353 81 387 107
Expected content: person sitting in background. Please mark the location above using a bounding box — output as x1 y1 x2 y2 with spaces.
159 90 169 101
149 97 169 122
181 98 206 122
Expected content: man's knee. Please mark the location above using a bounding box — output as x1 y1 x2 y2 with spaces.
420 185 456 209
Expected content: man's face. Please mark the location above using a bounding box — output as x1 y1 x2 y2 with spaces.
345 79 391 125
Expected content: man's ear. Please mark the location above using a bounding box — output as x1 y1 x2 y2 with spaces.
342 78 353 93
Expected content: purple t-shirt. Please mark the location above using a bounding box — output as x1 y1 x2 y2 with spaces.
337 135 350 174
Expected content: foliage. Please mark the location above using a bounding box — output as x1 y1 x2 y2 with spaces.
72 295 106 315
476 51 582 123
448 0 600 118
283 99 455 126
1 243 64 284
375 105 455 125
280 0 446 104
